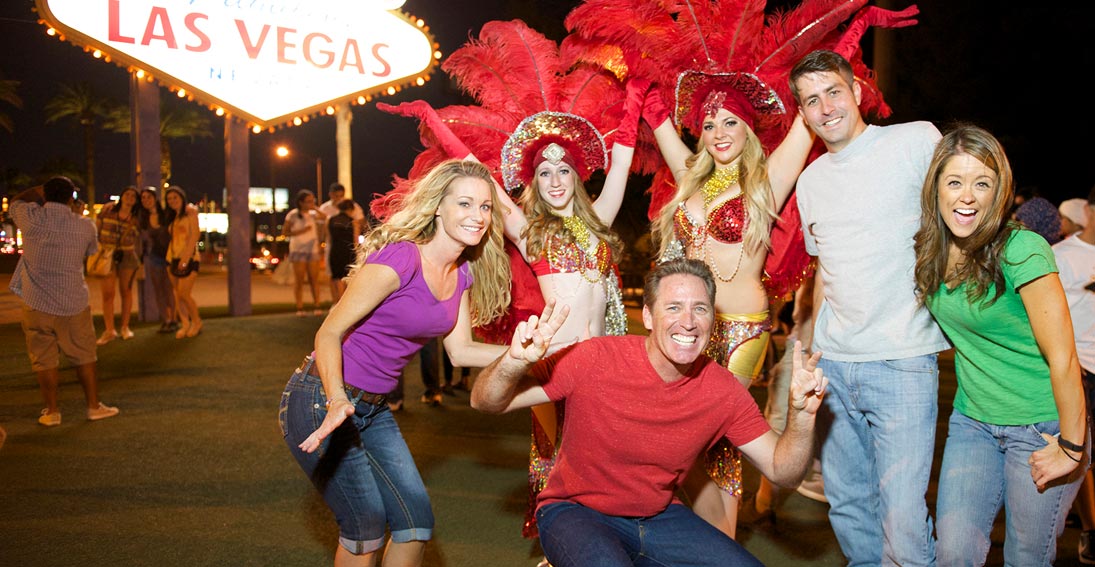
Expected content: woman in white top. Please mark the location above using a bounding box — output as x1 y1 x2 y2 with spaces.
282 189 327 316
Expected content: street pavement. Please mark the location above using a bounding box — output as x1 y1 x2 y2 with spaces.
0 264 307 326
0 264 1089 565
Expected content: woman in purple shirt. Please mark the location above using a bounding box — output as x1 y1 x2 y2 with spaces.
279 160 512 566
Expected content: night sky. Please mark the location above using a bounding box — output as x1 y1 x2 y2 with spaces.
2 0 1094 218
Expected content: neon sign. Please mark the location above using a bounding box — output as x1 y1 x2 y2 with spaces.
35 0 440 128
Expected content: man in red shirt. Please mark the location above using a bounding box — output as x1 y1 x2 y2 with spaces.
472 258 827 566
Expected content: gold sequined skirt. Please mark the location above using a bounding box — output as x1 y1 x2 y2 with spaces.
702 311 771 496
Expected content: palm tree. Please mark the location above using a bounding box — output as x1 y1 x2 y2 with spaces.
103 98 213 184
0 74 25 196
0 74 23 134
44 82 109 208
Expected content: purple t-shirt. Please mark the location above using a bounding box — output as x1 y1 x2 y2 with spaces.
340 240 472 394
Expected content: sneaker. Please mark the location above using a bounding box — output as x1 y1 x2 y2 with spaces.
1081 530 1095 565
95 330 118 346
87 403 119 421
120 327 135 340
38 409 61 427
419 391 442 407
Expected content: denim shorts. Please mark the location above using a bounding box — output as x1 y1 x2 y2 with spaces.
288 248 321 263
279 363 433 554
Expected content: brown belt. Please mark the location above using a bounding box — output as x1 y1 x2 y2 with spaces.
297 356 389 407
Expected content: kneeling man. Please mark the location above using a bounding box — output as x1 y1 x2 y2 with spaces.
472 259 827 566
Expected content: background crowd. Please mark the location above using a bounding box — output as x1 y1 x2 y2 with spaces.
4 2 1095 567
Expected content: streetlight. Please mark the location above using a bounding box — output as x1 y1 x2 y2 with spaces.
275 145 324 203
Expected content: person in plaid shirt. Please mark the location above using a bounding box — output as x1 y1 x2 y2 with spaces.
9 176 119 426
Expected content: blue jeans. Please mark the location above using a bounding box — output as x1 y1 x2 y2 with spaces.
818 355 939 566
936 410 1085 567
279 366 433 554
535 502 762 567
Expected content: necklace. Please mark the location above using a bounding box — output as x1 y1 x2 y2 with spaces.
701 162 741 209
696 164 746 283
702 236 745 283
559 214 591 251
547 214 607 285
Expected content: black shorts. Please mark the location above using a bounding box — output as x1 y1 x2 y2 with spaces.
169 258 199 278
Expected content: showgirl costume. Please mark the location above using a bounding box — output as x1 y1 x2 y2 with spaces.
670 73 786 495
372 20 657 538
567 0 920 497
502 112 629 339
672 179 772 380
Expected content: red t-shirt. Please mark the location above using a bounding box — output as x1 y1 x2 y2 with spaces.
534 335 769 517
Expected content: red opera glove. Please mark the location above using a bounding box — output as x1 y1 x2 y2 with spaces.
834 5 919 59
377 101 474 160
642 85 672 130
613 78 650 148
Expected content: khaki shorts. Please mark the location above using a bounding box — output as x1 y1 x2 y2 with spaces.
21 306 97 371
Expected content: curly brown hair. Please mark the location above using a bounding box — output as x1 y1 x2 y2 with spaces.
913 124 1016 306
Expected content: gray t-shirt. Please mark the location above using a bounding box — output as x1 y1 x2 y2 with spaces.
796 122 949 362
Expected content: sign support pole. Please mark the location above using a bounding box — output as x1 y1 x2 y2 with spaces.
225 118 252 316
132 74 161 323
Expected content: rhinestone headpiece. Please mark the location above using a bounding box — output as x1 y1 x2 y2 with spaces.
500 111 607 194
675 71 785 135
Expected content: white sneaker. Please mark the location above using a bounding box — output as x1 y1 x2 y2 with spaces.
38 409 61 427
87 403 119 421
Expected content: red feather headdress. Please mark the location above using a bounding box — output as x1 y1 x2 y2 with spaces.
500 111 607 193
565 0 921 301
373 19 638 343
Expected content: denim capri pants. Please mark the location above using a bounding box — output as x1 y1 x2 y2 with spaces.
279 359 433 554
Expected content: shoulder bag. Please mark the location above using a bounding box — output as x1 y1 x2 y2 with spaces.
86 215 117 277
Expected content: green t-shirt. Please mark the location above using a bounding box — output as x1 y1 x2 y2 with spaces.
927 229 1058 425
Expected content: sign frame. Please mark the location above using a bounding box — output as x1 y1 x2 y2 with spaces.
33 0 441 128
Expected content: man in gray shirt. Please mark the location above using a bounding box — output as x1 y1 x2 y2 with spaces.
9 176 119 426
789 50 948 566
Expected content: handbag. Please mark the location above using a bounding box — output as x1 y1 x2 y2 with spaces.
169 258 196 278
86 243 115 277
87 207 123 278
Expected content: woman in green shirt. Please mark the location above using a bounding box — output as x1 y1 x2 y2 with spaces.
913 124 1085 566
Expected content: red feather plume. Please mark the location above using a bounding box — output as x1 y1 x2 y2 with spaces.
441 20 564 115
566 0 922 300
375 19 635 340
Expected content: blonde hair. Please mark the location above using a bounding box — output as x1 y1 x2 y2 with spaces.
519 172 623 263
352 160 511 326
653 126 777 259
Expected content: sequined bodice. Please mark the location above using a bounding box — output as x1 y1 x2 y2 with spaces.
673 195 748 252
529 236 614 277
